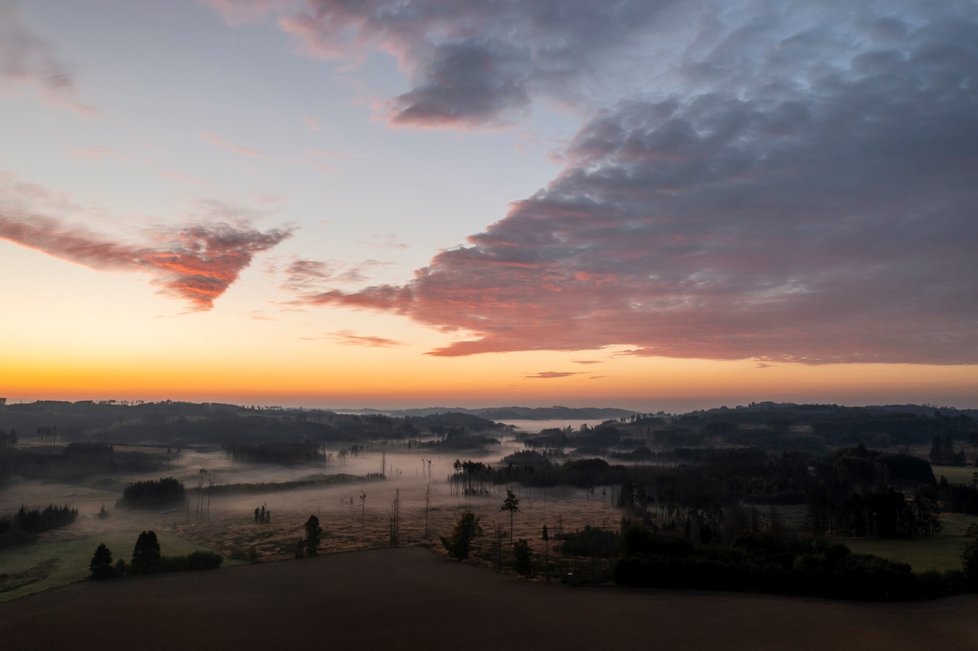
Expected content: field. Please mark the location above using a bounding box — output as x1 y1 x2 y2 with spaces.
2 546 977 651
0 529 220 603
932 465 978 485
839 513 978 573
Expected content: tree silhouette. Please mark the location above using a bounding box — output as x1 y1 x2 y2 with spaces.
513 539 533 577
963 538 978 583
89 543 114 579
131 530 161 573
541 525 550 582
304 515 322 557
501 490 520 544
441 510 482 560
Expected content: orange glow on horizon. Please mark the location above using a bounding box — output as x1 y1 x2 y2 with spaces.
4 348 975 412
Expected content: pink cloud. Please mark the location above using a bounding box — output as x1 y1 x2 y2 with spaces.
0 176 292 310
361 233 408 250
70 145 112 160
200 131 262 158
328 330 402 347
0 215 291 309
525 371 582 380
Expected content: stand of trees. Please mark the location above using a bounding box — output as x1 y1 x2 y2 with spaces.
223 441 324 465
1 504 77 546
90 531 222 579
614 525 971 601
930 435 968 466
0 428 17 447
118 477 186 509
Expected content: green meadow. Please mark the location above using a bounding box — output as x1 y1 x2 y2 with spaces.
840 513 978 573
0 530 222 603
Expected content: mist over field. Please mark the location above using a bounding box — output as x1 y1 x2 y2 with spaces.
3 399 978 650
0 408 625 602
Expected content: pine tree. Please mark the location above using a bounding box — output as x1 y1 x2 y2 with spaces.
501 490 520 544
131 530 161 573
89 543 114 579
441 511 482 560
304 515 322 557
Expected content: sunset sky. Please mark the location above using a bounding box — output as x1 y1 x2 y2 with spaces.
1 0 976 412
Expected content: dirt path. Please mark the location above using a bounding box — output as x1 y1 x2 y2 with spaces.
1 547 977 650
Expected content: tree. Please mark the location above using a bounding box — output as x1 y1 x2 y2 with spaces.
441 510 482 560
501 490 520 544
963 538 978 583
89 543 114 579
131 530 161 573
304 515 322 557
513 539 533 577
541 525 550 582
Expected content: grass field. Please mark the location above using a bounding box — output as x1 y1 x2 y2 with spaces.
933 465 978 485
0 530 223 603
840 512 978 572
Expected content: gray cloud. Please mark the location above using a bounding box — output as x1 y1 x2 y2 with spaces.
279 0 678 127
297 5 978 363
0 4 94 113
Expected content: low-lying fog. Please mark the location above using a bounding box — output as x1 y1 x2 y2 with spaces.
1 426 622 568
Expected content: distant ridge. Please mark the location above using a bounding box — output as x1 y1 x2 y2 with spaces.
348 406 635 420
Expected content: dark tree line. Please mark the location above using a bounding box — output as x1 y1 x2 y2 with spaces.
614 525 974 601
930 434 968 466
0 428 17 447
118 477 186 509
0 504 77 539
223 441 325 465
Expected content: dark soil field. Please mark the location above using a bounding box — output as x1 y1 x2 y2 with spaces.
2 547 977 650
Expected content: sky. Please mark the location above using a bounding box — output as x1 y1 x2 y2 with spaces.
1 0 976 412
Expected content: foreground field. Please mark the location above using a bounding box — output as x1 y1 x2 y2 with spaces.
1 547 977 651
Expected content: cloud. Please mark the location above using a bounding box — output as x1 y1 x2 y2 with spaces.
201 0 290 25
277 0 678 128
70 145 112 160
296 5 978 364
0 176 292 309
283 257 387 291
302 116 321 132
200 131 263 158
572 360 601 365
361 233 408 250
0 4 95 114
327 330 402 348
525 371 581 380
161 169 206 186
